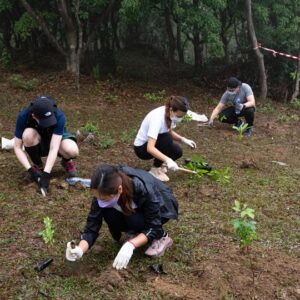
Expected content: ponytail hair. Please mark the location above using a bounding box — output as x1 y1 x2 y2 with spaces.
91 164 134 215
165 95 190 129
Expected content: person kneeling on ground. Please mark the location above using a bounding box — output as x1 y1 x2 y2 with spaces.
65 164 178 270
14 96 79 192
208 77 256 136
133 95 197 182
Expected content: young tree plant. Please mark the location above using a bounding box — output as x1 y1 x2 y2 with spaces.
39 216 55 245
230 200 257 250
232 122 249 140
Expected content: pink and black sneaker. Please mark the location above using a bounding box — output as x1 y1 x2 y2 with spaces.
145 234 173 257
61 159 77 177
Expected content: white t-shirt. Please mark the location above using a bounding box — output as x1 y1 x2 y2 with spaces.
134 106 176 146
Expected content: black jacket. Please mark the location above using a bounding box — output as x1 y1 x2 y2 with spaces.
81 165 178 247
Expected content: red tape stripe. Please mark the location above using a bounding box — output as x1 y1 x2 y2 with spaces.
254 43 300 61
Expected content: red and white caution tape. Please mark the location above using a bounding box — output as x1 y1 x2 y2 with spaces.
254 43 300 61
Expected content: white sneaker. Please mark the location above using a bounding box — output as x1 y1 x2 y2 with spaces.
149 167 169 182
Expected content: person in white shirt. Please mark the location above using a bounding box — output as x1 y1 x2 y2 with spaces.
134 95 196 181
208 77 256 136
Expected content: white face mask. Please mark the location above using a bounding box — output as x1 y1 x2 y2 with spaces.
227 91 237 96
97 193 120 208
171 115 183 123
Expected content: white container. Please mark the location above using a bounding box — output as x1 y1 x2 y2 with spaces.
1 137 15 150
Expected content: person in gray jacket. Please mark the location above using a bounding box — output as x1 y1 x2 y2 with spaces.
208 77 256 136
65 164 178 270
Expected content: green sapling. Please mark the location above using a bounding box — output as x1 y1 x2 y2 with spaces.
232 122 249 140
230 200 257 249
39 216 55 245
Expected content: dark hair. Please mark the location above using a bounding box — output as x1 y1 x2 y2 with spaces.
165 95 190 129
91 164 133 215
227 77 241 88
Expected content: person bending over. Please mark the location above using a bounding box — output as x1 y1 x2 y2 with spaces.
14 96 79 193
66 164 178 270
134 95 196 181
208 77 256 136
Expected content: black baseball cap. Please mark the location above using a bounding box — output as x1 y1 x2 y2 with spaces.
227 77 241 88
30 96 57 128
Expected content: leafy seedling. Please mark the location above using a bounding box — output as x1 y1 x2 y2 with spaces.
218 115 227 122
143 90 165 102
80 121 99 134
207 167 230 184
39 216 55 245
230 200 257 250
184 155 230 184
232 122 249 140
182 114 193 123
105 94 117 103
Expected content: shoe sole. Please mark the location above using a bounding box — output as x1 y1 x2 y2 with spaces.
149 171 169 182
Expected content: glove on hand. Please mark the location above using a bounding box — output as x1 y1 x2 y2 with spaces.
27 167 42 183
208 119 214 127
65 242 83 261
166 158 179 171
235 103 244 115
38 171 50 189
181 137 197 149
113 241 135 270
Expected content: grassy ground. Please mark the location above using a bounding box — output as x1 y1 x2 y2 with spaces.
0 69 300 299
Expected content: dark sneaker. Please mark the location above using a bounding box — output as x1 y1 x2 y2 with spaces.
61 159 78 177
244 128 253 136
145 234 173 257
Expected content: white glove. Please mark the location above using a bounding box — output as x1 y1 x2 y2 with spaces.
181 137 197 149
166 157 179 171
113 241 135 270
208 118 214 127
65 242 84 262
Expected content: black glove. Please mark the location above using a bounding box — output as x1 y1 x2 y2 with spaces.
27 167 42 183
38 171 51 189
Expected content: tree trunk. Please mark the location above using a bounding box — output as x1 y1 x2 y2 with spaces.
164 3 176 72
57 0 80 78
244 0 267 100
176 20 184 63
291 49 300 100
19 0 66 56
111 1 121 50
193 33 203 74
2 17 12 51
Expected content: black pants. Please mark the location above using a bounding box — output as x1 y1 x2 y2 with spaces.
102 208 168 241
219 106 255 127
134 132 182 167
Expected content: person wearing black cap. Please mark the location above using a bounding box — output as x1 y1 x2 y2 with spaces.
208 77 256 136
14 96 79 192
133 95 196 182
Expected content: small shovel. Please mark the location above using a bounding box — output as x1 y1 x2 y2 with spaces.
37 178 47 197
177 167 197 174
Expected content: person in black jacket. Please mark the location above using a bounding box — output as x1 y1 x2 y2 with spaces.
65 164 178 270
